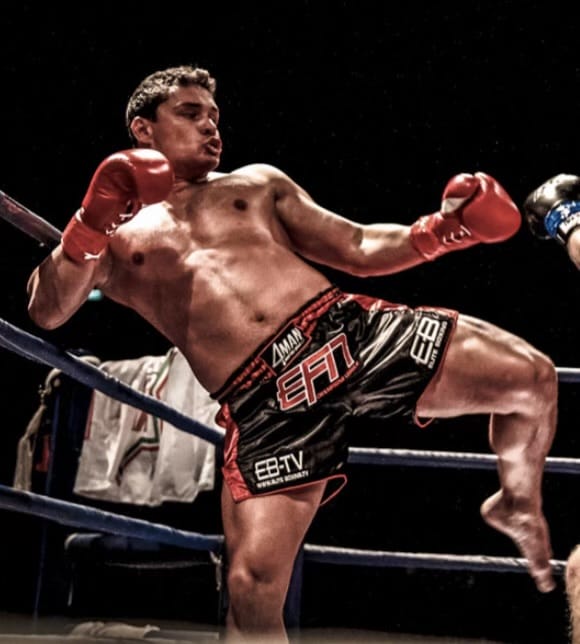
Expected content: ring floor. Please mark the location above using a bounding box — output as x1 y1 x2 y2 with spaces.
0 613 505 643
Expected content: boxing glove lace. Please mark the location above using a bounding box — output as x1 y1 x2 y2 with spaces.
410 172 521 261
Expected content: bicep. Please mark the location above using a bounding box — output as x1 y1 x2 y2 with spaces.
274 183 420 277
266 166 418 275
275 189 363 267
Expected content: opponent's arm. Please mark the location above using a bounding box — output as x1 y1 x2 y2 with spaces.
523 174 580 269
268 167 521 276
27 149 173 329
568 229 580 269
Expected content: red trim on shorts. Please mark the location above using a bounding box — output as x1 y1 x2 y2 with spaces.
243 474 347 506
344 292 405 311
319 474 348 506
216 403 250 501
231 473 347 505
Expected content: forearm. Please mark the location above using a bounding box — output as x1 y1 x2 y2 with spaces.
26 149 173 329
349 173 519 275
27 246 103 329
356 223 425 275
277 170 518 277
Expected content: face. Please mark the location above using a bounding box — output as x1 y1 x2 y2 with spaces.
132 84 222 181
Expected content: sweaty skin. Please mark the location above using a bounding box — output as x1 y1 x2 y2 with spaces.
31 161 423 394
98 166 410 393
27 81 558 641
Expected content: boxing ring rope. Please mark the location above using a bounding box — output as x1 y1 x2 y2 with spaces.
348 447 580 474
0 317 225 446
0 483 224 553
0 483 567 574
1 315 580 474
554 367 580 383
0 198 574 644
0 313 573 596
302 544 567 574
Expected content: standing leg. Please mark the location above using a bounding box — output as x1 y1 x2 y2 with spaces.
417 314 558 592
221 481 326 642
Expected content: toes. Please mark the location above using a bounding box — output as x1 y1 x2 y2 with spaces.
534 568 556 593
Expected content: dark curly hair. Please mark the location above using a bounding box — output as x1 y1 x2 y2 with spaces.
125 65 217 144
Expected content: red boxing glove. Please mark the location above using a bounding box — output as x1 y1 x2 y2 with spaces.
61 149 174 263
410 172 521 261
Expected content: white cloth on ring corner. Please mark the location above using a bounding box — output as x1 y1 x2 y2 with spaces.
73 347 217 506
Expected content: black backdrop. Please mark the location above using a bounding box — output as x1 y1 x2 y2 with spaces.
1 2 580 642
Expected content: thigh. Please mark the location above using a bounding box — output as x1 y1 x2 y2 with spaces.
417 313 550 418
221 481 325 577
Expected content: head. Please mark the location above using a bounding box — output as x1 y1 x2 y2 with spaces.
126 65 222 181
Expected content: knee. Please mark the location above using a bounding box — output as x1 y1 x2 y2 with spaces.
227 564 266 598
528 350 558 399
226 562 284 609
516 349 558 403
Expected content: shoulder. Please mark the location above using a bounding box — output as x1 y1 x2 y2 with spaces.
229 164 302 197
208 165 307 200
230 163 291 183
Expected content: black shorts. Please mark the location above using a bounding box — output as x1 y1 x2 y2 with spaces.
212 287 457 504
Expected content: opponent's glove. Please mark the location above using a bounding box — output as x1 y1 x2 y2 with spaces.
410 172 521 261
523 174 580 245
61 149 174 263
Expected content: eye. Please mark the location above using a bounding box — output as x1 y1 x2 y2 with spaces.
178 109 200 121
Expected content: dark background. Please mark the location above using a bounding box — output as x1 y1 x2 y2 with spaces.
1 2 580 642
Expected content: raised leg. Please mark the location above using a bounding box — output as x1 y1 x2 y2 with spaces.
417 314 558 592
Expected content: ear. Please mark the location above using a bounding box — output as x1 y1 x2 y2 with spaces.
130 116 154 146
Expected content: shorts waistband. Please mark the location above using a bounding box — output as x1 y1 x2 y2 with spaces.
211 286 344 402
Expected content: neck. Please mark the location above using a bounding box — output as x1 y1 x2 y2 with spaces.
173 173 209 191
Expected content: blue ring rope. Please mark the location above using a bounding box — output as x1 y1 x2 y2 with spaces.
2 316 580 473
0 483 566 575
0 317 225 446
348 447 580 474
0 483 223 552
302 543 567 575
0 201 571 578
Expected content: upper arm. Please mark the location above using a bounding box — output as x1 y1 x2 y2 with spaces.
254 165 364 270
243 164 421 276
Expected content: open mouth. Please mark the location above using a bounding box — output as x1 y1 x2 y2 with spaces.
204 140 221 156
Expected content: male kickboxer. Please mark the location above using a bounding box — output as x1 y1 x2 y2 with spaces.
28 65 558 642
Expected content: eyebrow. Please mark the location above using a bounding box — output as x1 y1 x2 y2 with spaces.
175 101 219 116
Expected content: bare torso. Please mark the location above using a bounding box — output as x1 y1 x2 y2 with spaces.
101 165 331 393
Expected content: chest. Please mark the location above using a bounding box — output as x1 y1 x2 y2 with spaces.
186 180 276 244
108 180 288 274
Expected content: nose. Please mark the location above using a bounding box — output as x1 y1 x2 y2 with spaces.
200 116 218 136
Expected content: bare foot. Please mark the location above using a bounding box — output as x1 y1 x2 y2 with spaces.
481 490 555 593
